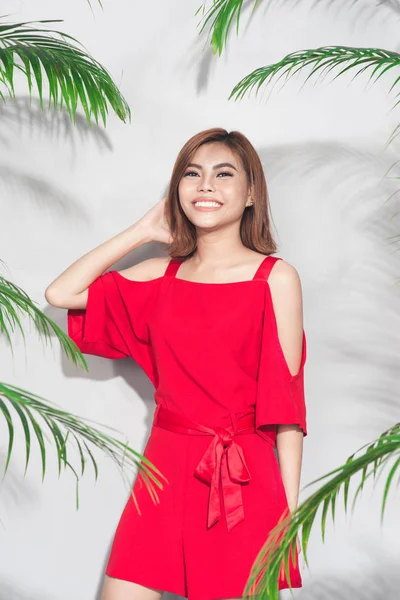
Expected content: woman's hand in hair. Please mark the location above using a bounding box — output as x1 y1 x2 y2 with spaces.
137 197 173 245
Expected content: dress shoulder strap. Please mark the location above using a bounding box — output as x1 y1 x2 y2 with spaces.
165 256 282 280
253 255 282 282
164 258 184 278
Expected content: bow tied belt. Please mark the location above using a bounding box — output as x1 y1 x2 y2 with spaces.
153 405 256 533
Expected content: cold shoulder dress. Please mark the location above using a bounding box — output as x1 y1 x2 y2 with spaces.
67 255 307 600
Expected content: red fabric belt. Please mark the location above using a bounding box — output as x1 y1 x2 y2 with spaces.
153 404 256 533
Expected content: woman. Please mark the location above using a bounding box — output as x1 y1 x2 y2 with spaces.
45 128 307 600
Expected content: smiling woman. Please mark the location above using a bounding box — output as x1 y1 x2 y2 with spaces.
47 127 308 600
101 130 307 599
163 128 274 264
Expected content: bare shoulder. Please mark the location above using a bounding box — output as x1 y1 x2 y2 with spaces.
269 257 301 284
267 258 305 376
268 258 303 307
117 256 171 282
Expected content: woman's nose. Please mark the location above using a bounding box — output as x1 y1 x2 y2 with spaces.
198 178 215 192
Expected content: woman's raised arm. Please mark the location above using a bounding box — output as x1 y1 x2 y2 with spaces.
44 197 172 310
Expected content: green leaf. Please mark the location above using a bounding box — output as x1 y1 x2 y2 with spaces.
196 0 261 56
381 456 400 524
23 404 47 481
5 394 31 475
227 46 400 117
0 397 14 477
321 496 330 543
0 19 131 125
0 274 88 372
244 421 400 596
0 382 169 510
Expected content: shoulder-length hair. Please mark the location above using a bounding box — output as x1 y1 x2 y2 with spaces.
165 128 278 258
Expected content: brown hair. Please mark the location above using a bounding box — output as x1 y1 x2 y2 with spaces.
165 127 278 259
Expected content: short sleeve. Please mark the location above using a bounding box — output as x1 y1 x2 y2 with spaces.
255 282 307 448
67 271 158 383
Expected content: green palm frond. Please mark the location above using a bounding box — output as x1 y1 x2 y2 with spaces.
196 1 400 56
0 19 131 126
228 46 400 103
0 274 88 371
0 382 168 511
243 422 400 599
196 0 261 56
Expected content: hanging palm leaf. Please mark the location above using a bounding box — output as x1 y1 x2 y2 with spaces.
0 268 169 512
196 0 261 56
0 382 168 512
0 273 87 371
228 46 400 106
243 422 400 598
196 0 400 57
0 18 131 125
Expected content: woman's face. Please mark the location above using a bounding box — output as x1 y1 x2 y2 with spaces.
178 142 252 230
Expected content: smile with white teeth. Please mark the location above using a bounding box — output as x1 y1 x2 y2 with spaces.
193 201 222 207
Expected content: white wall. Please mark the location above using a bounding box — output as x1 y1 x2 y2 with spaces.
1 0 400 598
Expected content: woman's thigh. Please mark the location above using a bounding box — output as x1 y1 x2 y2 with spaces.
101 575 163 600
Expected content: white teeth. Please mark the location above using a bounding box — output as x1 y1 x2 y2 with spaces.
194 201 221 207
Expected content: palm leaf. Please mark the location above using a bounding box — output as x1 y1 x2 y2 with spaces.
243 423 400 599
196 0 261 56
0 274 88 371
197 7 400 151
228 46 400 104
0 19 131 126
197 1 400 56
0 382 169 510
228 46 400 152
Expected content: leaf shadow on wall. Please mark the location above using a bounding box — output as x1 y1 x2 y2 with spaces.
294 555 400 598
0 96 113 226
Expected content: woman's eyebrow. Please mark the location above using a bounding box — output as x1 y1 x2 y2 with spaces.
186 162 238 171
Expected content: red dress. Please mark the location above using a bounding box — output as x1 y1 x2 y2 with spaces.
67 255 307 600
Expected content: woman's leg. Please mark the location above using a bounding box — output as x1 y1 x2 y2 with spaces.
100 575 163 600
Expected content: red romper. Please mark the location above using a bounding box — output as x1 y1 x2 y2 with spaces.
67 255 307 600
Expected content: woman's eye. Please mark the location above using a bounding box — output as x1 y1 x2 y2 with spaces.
183 171 233 177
